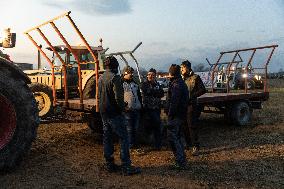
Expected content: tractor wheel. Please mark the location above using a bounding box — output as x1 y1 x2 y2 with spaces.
228 79 237 89
85 112 103 141
29 83 53 119
86 112 103 133
0 68 39 171
246 80 255 90
83 76 96 99
231 101 252 126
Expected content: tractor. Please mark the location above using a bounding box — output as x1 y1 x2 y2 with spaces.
24 44 106 119
0 28 39 171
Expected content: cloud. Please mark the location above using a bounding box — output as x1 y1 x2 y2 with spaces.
41 0 132 15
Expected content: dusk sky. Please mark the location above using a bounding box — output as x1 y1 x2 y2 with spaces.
1 0 284 72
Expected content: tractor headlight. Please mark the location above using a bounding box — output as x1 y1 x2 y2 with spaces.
242 73 248 78
254 75 261 80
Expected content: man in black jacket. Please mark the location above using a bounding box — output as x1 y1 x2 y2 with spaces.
181 60 206 156
141 68 164 150
166 64 189 169
98 56 140 175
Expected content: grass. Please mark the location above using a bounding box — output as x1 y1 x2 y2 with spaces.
253 90 284 125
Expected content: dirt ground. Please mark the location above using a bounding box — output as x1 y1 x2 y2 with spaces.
1 81 284 189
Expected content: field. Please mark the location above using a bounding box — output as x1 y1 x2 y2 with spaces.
1 79 283 189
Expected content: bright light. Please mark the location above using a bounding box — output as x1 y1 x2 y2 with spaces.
242 73 248 78
254 75 261 80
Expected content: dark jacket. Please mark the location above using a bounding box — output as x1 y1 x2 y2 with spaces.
183 71 206 104
167 76 189 120
98 70 124 116
141 80 164 110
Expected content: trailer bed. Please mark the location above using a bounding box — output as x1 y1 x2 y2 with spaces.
197 92 269 104
58 91 269 112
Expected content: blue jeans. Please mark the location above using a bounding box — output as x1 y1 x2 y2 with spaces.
144 109 162 149
167 118 187 165
101 113 131 167
124 110 140 148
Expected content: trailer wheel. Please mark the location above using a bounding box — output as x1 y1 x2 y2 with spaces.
29 83 53 119
0 68 39 171
83 76 96 99
231 101 252 126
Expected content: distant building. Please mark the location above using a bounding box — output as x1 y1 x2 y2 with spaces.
13 63 33 70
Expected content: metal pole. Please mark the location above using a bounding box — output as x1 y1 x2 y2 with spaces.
25 33 57 106
38 44 42 69
226 52 239 93
66 14 100 112
264 47 276 92
244 50 256 93
36 28 69 107
129 53 142 83
50 22 84 109
211 54 223 92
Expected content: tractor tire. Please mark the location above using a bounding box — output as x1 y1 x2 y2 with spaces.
231 101 252 126
83 76 96 99
29 83 53 119
0 67 39 171
228 79 237 89
246 80 255 90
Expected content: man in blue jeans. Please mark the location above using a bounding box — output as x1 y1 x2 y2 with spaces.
122 66 142 149
98 56 141 175
141 68 164 150
166 64 189 169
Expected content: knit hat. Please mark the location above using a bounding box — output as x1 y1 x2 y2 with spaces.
169 64 181 77
104 56 119 69
181 60 191 69
148 68 156 74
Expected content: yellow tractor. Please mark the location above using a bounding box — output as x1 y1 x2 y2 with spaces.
24 45 106 118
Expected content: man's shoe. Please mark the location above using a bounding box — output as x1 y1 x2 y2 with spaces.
192 146 199 156
170 162 188 170
105 163 121 173
121 165 141 175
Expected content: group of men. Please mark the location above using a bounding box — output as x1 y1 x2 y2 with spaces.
98 56 206 175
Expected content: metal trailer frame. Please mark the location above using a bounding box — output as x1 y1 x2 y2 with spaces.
25 11 143 114
209 45 278 93
24 11 101 112
105 42 143 83
194 45 278 121
56 43 143 112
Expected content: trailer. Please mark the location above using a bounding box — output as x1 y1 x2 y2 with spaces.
195 45 277 126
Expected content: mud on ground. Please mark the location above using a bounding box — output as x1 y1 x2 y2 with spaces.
1 82 284 189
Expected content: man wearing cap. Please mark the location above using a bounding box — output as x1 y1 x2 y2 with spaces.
98 56 141 175
122 66 142 149
166 64 189 169
180 60 206 156
141 68 164 150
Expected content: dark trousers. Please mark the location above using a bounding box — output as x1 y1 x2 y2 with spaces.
167 118 187 165
101 113 131 167
183 104 200 148
124 110 140 148
144 109 162 149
